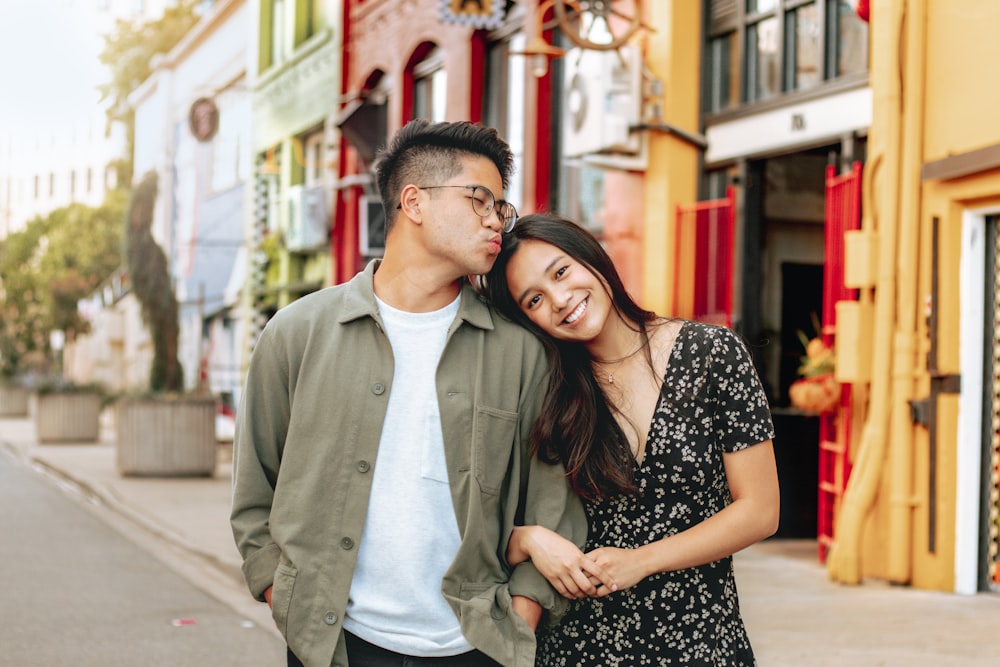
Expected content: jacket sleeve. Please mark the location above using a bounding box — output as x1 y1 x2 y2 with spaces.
505 351 588 622
230 323 290 601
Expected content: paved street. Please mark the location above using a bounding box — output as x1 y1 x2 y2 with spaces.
0 445 285 666
2 413 1000 666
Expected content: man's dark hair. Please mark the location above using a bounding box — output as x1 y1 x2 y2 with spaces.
374 120 513 235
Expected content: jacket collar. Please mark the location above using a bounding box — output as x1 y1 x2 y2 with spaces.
338 259 496 331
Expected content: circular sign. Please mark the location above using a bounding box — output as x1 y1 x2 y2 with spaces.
188 97 219 142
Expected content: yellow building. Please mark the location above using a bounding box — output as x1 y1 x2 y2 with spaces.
828 0 1000 594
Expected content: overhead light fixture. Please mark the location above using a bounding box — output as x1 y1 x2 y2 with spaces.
509 0 566 78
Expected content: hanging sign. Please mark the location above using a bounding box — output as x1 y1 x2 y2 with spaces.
438 0 506 30
188 97 220 143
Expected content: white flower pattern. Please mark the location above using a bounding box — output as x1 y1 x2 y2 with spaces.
537 322 775 666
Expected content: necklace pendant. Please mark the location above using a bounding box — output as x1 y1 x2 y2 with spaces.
608 372 614 384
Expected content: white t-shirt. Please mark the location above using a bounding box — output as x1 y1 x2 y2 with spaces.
343 293 472 656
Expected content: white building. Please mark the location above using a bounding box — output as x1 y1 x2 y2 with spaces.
67 0 251 407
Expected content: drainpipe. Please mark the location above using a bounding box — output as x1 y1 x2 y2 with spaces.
827 0 904 584
884 0 926 584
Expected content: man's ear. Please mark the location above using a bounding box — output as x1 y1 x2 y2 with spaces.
398 184 422 222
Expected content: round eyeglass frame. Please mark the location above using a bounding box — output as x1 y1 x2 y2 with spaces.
406 184 518 233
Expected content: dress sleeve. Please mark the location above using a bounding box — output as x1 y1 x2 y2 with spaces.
708 326 775 452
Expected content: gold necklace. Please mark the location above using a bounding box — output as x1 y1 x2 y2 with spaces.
591 343 645 385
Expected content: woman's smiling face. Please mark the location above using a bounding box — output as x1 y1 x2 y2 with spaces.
504 239 614 343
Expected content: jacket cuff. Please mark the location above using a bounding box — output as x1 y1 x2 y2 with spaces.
508 561 569 622
242 543 281 601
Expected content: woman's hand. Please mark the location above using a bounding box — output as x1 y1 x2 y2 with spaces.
508 525 618 599
585 546 648 596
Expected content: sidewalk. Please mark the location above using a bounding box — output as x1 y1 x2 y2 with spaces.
3 412 999 665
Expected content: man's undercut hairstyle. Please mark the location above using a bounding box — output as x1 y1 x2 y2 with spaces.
374 119 514 235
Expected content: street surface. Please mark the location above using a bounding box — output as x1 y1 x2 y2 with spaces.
0 449 285 667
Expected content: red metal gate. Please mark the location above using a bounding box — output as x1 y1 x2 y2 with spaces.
674 186 736 326
817 161 862 561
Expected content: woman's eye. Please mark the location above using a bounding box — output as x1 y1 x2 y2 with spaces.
526 294 541 309
555 266 567 278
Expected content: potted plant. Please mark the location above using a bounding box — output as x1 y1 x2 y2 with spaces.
115 172 216 477
33 378 104 444
788 321 841 415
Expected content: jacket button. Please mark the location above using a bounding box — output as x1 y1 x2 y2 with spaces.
357 460 370 473
323 611 338 625
372 382 385 395
340 537 354 550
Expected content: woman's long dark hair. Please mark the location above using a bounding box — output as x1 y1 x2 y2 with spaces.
483 213 658 501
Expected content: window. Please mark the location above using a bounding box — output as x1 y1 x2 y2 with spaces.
69 171 76 198
746 13 780 102
830 0 868 77
86 168 93 193
785 2 820 91
294 0 319 46
706 33 738 112
703 0 868 113
262 0 287 70
49 173 55 197
484 33 526 219
412 46 446 122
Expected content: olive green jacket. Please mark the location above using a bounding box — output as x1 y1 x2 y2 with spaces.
231 261 587 667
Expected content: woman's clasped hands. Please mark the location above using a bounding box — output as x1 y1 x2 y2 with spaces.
508 525 622 599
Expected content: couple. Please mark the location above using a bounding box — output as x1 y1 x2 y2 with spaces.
230 119 779 667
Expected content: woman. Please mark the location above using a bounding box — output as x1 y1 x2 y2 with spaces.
483 214 780 666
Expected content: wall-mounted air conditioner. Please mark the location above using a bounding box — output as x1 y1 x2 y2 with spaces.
562 45 644 160
359 194 385 257
285 185 328 252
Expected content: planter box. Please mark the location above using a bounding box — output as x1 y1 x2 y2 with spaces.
35 391 101 443
116 396 217 477
0 385 30 417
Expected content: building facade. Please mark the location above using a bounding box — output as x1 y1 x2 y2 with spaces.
827 0 1000 595
244 0 342 377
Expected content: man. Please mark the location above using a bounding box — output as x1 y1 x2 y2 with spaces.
231 119 587 667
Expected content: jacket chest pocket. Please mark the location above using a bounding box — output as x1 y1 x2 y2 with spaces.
473 405 518 495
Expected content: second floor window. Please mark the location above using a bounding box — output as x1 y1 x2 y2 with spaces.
704 0 868 113
412 46 446 122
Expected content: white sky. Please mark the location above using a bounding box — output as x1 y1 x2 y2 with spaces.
0 0 109 129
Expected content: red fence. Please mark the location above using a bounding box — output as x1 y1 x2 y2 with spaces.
674 186 736 326
817 161 863 562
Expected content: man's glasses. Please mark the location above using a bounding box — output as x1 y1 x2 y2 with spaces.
399 184 518 233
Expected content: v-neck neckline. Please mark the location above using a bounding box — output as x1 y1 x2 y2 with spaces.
630 320 689 467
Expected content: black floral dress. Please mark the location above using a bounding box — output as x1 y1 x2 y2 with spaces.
537 322 775 666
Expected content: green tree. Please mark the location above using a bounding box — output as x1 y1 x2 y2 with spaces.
38 192 127 336
98 1 200 185
0 193 124 379
0 217 51 378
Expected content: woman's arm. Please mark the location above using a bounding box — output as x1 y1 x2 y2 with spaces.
586 440 780 594
508 525 618 599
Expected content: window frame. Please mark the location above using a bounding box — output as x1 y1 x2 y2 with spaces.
703 0 867 115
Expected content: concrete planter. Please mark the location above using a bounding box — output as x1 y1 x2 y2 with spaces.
35 391 101 443
116 396 217 477
0 385 30 417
